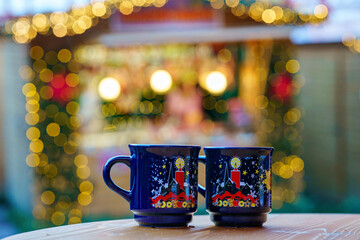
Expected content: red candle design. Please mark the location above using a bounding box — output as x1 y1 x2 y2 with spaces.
175 157 185 189
230 157 241 189
231 170 240 189
175 170 184 189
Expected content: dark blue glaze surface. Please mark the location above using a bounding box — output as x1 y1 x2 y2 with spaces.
103 144 201 227
200 147 273 226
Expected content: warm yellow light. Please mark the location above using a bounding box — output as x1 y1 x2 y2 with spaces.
77 166 90 179
46 123 61 137
290 157 304 172
78 192 92 206
64 141 78 154
26 153 40 167
119 1 134 15
65 73 80 87
205 71 227 95
262 9 276 24
68 216 82 224
150 70 172 94
69 116 82 129
139 101 153 114
12 18 30 35
29 139 44 153
271 6 283 20
40 86 54 100
19 65 35 81
26 127 40 140
25 113 39 125
231 4 246 17
58 49 72 63
286 59 300 74
92 2 107 17
217 49 232 63
33 59 47 73
279 165 293 179
53 23 67 37
54 133 67 146
98 77 121 101
30 46 44 60
254 95 269 109
342 33 356 47
39 69 53 82
74 154 88 167
13 34 29 44
225 0 239 8
79 181 93 194
54 112 68 125
26 100 40 113
32 14 48 30
72 21 86 34
66 101 80 115
41 191 55 205
51 212 65 225
22 83 36 96
50 11 67 25
79 16 92 29
153 0 167 8
210 0 224 9
314 4 328 19
133 0 146 7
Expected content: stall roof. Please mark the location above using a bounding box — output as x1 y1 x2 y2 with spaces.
289 0 360 44
0 0 89 17
98 25 294 47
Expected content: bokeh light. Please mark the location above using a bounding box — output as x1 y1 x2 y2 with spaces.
262 9 276 24
314 4 328 19
150 70 172 94
98 77 121 101
41 191 55 205
286 59 300 74
205 71 227 95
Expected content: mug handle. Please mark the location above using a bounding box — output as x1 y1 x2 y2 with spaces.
198 156 206 197
103 156 132 202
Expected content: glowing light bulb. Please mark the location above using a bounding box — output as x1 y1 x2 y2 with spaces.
150 70 172 94
98 77 121 101
205 71 227 95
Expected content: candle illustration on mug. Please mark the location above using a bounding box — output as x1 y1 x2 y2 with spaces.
211 156 269 208
150 156 195 209
175 157 185 189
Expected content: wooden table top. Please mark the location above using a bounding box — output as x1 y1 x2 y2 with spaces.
5 214 360 240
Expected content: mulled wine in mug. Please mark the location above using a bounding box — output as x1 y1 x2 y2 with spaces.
103 144 201 227
198 147 273 227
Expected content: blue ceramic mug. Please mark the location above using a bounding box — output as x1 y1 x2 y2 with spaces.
198 147 273 227
103 144 201 227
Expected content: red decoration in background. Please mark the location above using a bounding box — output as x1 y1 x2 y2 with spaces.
175 170 184 189
269 74 293 102
50 74 78 105
231 170 240 189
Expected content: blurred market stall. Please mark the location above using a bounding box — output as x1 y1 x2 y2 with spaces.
0 0 359 236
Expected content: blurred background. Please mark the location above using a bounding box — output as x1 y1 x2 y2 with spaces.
0 0 360 237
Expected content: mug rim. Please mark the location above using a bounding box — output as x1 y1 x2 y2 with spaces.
129 144 201 148
203 146 273 150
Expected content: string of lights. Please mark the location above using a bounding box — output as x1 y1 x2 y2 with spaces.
256 42 305 209
4 0 328 44
5 0 168 44
21 45 93 227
